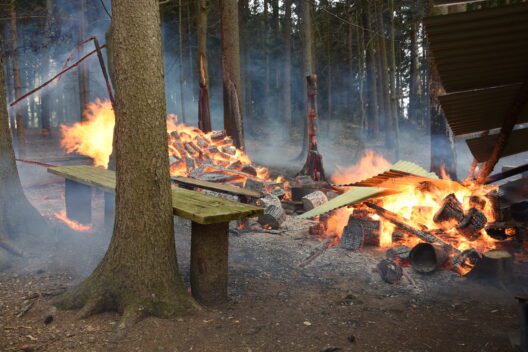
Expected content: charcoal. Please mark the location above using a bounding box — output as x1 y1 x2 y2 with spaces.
377 259 403 284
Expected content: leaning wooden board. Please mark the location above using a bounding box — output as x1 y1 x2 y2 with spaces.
172 176 262 198
48 165 263 225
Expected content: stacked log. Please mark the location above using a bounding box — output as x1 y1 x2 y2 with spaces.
258 205 286 229
456 208 487 241
302 191 328 211
433 193 464 226
339 216 380 250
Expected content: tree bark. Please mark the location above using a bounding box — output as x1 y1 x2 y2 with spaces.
41 0 53 135
78 0 90 121
389 0 400 159
283 0 293 133
9 1 25 157
197 0 211 132
365 2 379 139
221 0 244 149
55 0 195 325
0 48 49 261
178 0 187 123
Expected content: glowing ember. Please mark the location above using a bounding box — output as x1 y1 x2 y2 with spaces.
60 99 114 168
60 100 286 194
54 211 93 232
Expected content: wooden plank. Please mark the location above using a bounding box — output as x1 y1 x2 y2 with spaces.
172 176 262 198
48 165 263 224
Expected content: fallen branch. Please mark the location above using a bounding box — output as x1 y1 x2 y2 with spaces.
299 238 334 268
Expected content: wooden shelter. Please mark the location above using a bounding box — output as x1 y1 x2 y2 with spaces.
425 3 528 180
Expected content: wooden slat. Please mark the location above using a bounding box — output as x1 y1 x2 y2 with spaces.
172 176 262 198
48 165 263 224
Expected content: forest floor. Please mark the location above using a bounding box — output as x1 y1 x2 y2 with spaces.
0 129 527 352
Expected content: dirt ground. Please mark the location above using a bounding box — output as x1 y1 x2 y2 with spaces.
0 129 526 352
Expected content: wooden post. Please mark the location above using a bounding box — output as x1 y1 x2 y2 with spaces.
65 180 92 225
190 222 229 305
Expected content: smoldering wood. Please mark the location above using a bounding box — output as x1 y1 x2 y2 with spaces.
258 205 286 229
245 178 266 193
190 222 229 305
386 245 411 260
456 208 487 241
377 259 403 284
339 216 380 250
365 202 461 254
409 243 450 273
302 191 328 211
65 179 92 225
433 193 464 225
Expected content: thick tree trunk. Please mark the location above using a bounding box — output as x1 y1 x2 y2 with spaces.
389 0 400 159
365 3 379 139
409 15 421 128
55 0 195 325
263 0 271 122
0 49 49 262
376 1 393 149
9 2 26 157
283 0 293 133
221 0 244 149
78 0 90 121
197 0 211 132
356 12 367 130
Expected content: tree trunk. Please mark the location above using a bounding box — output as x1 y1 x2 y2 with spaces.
41 0 53 135
0 49 49 262
356 11 367 130
298 0 315 159
197 0 211 132
221 0 244 149
263 0 271 122
9 1 26 157
283 0 293 133
55 0 195 326
409 12 421 128
376 1 393 149
389 0 400 159
78 0 90 121
178 0 187 123
365 3 379 139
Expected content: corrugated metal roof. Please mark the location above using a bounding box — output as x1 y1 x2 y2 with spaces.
425 3 528 93
438 84 528 136
466 128 528 162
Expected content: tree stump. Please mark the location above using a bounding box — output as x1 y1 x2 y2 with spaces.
339 216 380 250
302 191 328 211
190 222 229 305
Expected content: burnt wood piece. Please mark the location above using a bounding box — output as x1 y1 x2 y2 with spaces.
245 178 266 193
386 245 411 261
486 190 501 222
365 202 461 254
457 208 487 241
467 250 513 283
302 191 328 211
485 162 528 184
258 205 286 229
65 179 92 225
191 222 229 305
377 259 403 284
210 130 227 141
240 165 257 176
339 216 380 250
433 193 464 226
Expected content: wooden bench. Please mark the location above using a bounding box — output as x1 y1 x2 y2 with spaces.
48 165 263 305
172 176 263 203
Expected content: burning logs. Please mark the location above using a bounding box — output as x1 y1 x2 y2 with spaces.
409 243 449 273
456 208 487 241
339 216 380 250
433 193 464 226
302 191 328 211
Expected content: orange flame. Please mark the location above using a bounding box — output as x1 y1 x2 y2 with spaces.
60 99 114 168
54 211 93 232
331 150 391 185
60 100 286 194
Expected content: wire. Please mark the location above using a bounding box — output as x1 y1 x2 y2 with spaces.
98 0 112 19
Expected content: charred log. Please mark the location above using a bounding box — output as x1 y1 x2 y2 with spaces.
456 208 487 241
339 216 380 250
258 205 286 229
377 259 403 284
433 193 464 226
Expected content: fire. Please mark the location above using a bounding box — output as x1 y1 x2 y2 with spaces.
326 152 499 261
60 99 114 168
332 150 391 185
60 100 284 193
54 211 93 232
